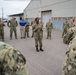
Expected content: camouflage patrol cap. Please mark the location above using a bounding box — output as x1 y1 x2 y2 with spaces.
0 42 13 50
0 42 28 75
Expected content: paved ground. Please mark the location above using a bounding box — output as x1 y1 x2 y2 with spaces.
3 26 68 75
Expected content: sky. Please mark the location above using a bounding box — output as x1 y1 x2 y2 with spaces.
0 0 31 18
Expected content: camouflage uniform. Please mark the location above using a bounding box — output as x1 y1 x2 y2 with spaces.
63 37 76 75
46 22 53 39
62 22 70 38
33 23 43 52
7 19 18 40
63 26 76 44
25 22 30 38
39 22 43 38
70 22 75 28
31 21 35 37
0 42 28 75
0 23 4 41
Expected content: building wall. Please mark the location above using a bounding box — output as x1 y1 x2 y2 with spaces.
42 0 76 17
24 0 76 30
24 0 40 18
24 8 41 18
24 0 76 18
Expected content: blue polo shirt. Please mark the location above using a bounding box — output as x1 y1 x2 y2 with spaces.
19 20 26 26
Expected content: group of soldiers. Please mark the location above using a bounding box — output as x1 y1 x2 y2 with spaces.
62 18 76 38
7 17 30 40
62 18 76 44
0 17 53 52
63 27 76 75
62 18 76 75
1 16 76 74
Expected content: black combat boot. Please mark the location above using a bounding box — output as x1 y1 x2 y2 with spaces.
21 37 22 39
46 37 48 39
40 47 44 51
15 36 18 39
50 37 51 40
36 47 39 52
31 36 33 38
15 38 18 39
10 36 12 40
2 39 4 42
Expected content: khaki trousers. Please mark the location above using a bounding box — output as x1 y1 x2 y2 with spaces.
20 26 25 38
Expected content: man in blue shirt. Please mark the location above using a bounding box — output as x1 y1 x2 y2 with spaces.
19 17 26 39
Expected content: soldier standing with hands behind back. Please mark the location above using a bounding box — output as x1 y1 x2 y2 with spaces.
31 18 35 38
62 19 70 38
7 16 18 40
46 19 53 39
25 18 30 38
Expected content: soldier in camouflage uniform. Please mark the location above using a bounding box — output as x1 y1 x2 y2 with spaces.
7 16 18 40
0 18 4 41
62 19 70 38
33 18 44 52
63 26 76 44
39 19 44 38
70 19 75 28
46 19 53 39
25 18 30 38
31 18 35 37
0 42 28 75
63 36 76 75
74 18 76 26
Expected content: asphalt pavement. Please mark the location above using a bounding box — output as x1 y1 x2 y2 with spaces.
3 26 68 75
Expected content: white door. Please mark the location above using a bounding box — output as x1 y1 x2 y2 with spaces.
42 11 52 27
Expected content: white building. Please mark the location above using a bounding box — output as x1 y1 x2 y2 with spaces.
8 13 23 22
24 0 76 29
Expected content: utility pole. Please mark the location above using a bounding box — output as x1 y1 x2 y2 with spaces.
2 7 3 20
